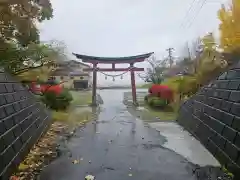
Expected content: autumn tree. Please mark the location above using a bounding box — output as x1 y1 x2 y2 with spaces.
12 40 68 75
192 33 229 87
0 0 53 45
201 33 217 52
175 34 226 94
218 0 240 53
0 0 54 73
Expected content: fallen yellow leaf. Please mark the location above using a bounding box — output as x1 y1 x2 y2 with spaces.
85 175 95 180
18 163 28 170
72 160 79 164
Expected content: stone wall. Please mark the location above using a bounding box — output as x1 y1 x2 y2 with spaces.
0 72 50 180
177 64 240 177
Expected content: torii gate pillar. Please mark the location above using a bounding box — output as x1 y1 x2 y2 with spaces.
130 63 137 105
92 63 98 106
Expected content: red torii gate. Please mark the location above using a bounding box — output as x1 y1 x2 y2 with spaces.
73 52 154 106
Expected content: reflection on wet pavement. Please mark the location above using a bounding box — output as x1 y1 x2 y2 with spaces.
39 89 223 180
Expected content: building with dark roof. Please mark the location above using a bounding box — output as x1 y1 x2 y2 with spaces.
50 60 92 89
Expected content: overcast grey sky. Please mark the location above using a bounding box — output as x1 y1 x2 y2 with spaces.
39 0 228 86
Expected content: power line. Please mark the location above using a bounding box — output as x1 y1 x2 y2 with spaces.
180 0 208 30
186 0 207 28
180 0 198 28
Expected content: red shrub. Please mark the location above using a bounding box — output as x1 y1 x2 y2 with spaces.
40 84 62 95
30 82 63 95
148 84 173 102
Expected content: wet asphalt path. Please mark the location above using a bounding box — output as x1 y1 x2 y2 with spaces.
39 90 217 180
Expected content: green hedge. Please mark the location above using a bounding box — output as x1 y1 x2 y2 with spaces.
146 96 169 107
41 89 73 110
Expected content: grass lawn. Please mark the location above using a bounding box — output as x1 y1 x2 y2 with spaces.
52 111 69 122
144 104 178 121
51 91 93 124
51 107 93 125
138 83 152 89
70 91 92 106
39 90 93 124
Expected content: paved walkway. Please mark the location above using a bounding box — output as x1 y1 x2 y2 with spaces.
39 90 224 180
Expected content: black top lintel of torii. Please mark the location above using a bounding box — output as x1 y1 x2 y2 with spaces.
72 52 154 64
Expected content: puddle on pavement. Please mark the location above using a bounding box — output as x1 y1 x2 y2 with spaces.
127 106 160 123
40 90 231 180
142 143 163 150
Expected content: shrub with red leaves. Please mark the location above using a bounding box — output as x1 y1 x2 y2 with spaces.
30 81 63 95
148 84 173 102
40 84 62 95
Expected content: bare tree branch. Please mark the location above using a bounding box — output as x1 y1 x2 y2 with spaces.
14 63 45 75
138 55 167 83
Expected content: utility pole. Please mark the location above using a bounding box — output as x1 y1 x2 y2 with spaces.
194 44 203 74
186 42 191 60
166 47 174 68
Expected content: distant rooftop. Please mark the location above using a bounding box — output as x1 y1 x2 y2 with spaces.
50 69 89 76
57 60 91 67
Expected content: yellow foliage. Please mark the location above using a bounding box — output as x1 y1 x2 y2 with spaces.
162 76 197 96
201 33 216 51
218 0 240 52
162 76 182 92
17 66 53 81
18 163 28 171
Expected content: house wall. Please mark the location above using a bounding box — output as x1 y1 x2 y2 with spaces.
177 63 240 179
54 76 90 89
88 73 93 87
51 60 92 89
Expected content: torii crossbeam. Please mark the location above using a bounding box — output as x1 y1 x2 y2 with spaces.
73 52 154 106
